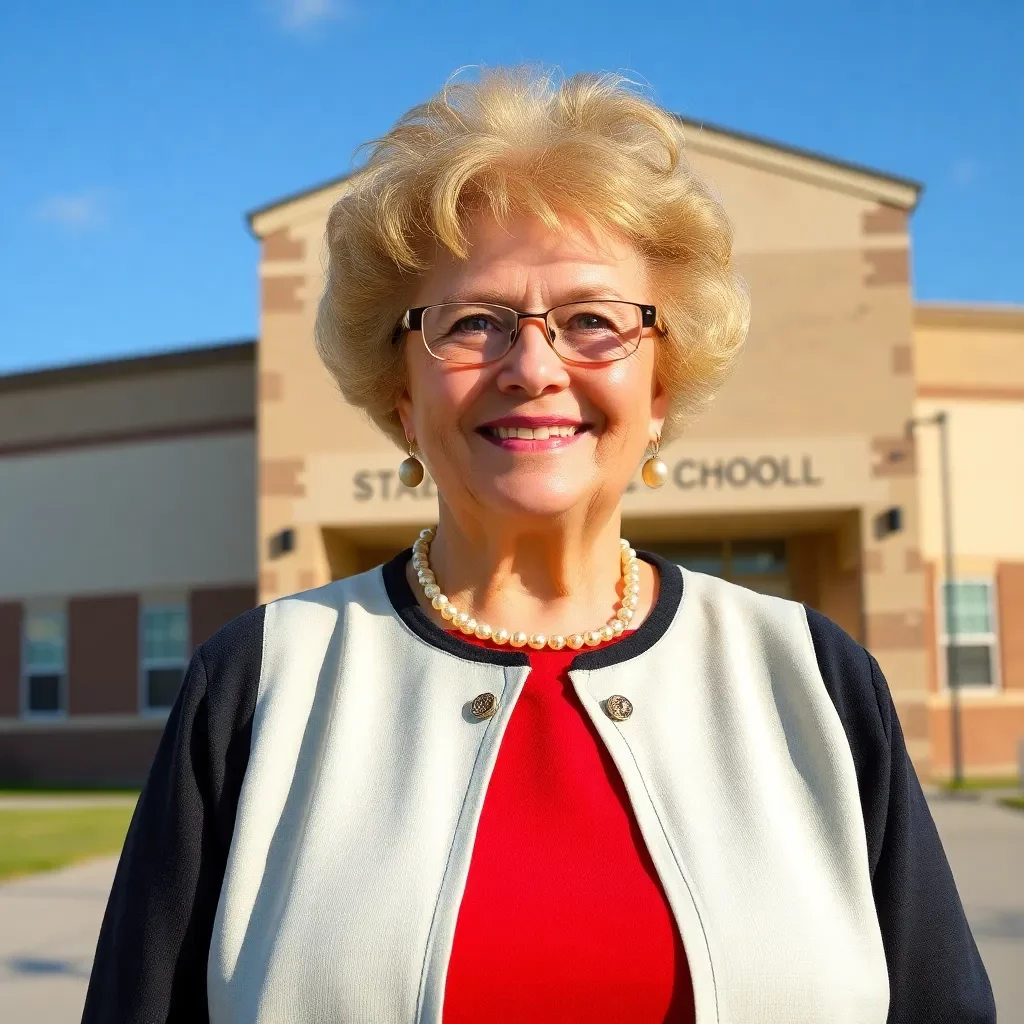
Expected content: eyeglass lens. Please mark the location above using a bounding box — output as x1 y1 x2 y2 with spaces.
420 301 643 364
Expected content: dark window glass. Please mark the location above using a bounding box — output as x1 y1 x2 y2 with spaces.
659 543 726 577
147 667 185 709
946 644 993 687
942 582 992 636
731 540 787 577
28 674 62 713
142 608 188 661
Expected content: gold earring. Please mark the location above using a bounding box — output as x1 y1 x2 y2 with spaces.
641 436 668 489
398 441 425 488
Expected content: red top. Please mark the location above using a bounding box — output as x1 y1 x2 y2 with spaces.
443 635 695 1023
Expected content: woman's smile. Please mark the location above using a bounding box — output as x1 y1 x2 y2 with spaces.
476 415 592 451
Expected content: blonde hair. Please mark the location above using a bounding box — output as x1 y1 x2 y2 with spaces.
315 66 749 447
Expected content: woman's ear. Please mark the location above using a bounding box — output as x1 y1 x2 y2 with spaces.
650 371 669 441
395 391 415 446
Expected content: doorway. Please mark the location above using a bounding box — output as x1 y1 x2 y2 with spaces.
647 538 791 598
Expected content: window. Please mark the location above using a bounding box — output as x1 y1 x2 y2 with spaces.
23 610 66 714
941 581 998 688
659 542 725 577
141 605 189 710
730 540 787 578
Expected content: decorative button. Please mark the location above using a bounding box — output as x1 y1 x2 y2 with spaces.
605 694 633 721
470 692 497 719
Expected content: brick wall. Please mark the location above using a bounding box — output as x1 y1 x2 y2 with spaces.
68 595 139 714
997 562 1024 689
0 726 163 786
0 603 22 716
190 585 258 649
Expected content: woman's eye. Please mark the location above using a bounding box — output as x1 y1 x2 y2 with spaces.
453 316 493 333
573 314 610 331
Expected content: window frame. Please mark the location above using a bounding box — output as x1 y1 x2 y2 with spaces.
138 597 190 715
20 604 68 719
938 576 1001 691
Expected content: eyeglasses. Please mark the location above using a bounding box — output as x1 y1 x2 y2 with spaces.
393 300 657 365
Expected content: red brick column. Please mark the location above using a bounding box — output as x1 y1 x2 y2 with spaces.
0 602 22 716
189 586 257 649
68 595 139 715
997 563 1024 690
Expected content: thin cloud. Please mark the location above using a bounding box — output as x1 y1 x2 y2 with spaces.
34 190 110 232
952 159 978 187
272 0 341 32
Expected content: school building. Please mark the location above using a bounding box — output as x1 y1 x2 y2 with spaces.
1 118 1021 785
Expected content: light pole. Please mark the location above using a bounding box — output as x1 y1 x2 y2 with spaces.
906 411 963 786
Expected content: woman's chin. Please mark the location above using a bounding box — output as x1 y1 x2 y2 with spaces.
471 473 595 521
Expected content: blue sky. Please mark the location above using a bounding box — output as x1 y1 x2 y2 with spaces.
1 0 1021 375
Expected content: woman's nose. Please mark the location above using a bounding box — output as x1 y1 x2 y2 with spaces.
495 317 571 395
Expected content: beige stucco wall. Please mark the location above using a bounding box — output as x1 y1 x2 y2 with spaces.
0 434 256 599
915 307 1024 393
253 129 931 768
913 308 1024 584
916 398 1024 567
0 350 254 451
913 307 1024 777
0 348 258 601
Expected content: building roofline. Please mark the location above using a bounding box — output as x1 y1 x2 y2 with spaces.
246 172 356 230
674 116 924 198
914 303 1024 332
246 115 922 224
0 339 257 395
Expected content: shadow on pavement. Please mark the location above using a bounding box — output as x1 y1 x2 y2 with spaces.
5 956 91 978
968 909 1024 942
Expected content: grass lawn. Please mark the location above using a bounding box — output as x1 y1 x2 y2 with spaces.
0 784 140 796
999 796 1024 812
0 805 134 881
938 775 1022 792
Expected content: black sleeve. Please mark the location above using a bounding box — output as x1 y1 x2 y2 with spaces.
805 607 995 1024
82 605 264 1024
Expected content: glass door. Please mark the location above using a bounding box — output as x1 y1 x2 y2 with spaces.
649 539 790 599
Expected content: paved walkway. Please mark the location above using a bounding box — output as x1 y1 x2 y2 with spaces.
0 796 137 811
0 856 116 1022
0 798 1021 1022
929 793 1024 1022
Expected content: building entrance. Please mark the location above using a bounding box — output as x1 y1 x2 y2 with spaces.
624 509 864 642
648 539 790 598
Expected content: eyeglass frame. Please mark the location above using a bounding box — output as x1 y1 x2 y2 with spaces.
391 300 658 364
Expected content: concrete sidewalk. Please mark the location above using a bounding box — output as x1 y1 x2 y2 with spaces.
0 856 116 1023
929 795 1024 1022
0 799 1021 1022
0 796 137 811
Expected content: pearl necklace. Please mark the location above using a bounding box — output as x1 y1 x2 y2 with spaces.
411 527 641 651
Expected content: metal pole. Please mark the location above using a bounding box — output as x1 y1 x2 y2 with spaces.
907 412 964 787
936 411 964 787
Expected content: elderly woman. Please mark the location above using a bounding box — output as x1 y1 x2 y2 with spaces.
84 69 993 1023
